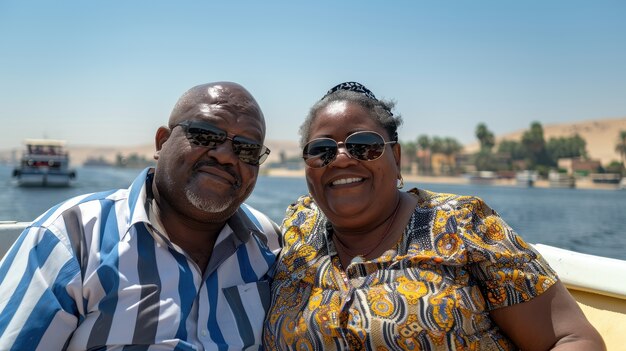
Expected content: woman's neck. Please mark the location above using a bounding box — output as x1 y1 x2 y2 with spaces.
331 192 417 266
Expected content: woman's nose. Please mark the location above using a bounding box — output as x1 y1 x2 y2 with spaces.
329 142 358 167
336 143 352 158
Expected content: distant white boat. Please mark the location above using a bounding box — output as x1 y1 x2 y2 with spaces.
590 173 622 185
515 170 538 187
12 139 76 187
466 171 497 184
548 171 575 188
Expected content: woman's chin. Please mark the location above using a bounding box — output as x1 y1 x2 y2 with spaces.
325 202 369 221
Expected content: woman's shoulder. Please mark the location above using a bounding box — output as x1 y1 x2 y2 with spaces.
283 194 320 225
408 187 495 217
281 194 325 246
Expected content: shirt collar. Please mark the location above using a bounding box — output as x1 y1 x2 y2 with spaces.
226 206 266 246
127 167 264 246
126 167 154 228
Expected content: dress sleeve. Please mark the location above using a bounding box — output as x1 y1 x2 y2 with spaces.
0 225 81 349
462 197 558 311
280 194 320 248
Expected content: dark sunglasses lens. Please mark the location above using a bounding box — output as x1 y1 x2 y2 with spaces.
232 137 266 165
256 148 270 165
186 125 226 147
180 121 268 165
303 139 338 168
346 132 386 161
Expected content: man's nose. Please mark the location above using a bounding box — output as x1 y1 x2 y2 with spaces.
207 138 238 164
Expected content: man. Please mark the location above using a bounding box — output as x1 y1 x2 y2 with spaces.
0 82 280 350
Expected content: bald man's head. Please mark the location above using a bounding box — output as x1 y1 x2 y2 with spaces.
169 82 265 133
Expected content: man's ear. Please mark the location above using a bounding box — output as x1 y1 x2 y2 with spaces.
153 126 171 160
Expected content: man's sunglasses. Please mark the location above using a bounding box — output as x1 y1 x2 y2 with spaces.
174 120 271 166
302 131 397 168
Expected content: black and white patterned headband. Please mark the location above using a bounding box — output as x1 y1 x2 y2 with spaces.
322 81 378 100
321 81 393 116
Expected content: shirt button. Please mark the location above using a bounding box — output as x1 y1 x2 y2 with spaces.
201 329 208 337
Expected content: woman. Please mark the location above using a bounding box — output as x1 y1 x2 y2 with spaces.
263 82 605 350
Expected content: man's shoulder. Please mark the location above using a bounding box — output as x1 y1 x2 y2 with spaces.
31 169 152 229
31 188 131 229
238 203 281 251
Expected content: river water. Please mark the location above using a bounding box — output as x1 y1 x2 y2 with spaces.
1 165 625 260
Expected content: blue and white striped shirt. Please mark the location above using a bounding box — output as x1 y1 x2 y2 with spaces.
0 168 280 350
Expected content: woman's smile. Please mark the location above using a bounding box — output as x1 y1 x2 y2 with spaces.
330 177 364 186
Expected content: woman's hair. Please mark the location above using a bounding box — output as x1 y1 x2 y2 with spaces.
299 82 403 148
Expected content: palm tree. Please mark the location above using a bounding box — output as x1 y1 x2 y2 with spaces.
522 121 550 167
475 123 495 152
416 135 431 174
400 141 418 174
441 137 463 175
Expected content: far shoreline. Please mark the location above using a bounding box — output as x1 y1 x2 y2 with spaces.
262 168 624 191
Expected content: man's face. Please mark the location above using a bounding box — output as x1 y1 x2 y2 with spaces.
154 84 265 222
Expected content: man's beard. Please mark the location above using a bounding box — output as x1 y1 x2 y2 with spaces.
185 186 235 214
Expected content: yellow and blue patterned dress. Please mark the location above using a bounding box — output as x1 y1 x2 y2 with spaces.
263 189 558 351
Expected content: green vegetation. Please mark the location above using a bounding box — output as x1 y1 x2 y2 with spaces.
473 123 500 172
115 153 155 168
604 161 624 175
475 123 495 152
83 153 155 168
546 134 587 163
616 130 626 175
400 134 463 175
401 121 600 178
471 121 589 176
521 122 551 169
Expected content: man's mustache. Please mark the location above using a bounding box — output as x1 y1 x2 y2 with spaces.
192 160 242 188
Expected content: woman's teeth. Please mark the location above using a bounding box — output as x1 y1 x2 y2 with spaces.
332 177 363 186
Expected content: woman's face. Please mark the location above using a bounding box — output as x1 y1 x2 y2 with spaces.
304 100 401 230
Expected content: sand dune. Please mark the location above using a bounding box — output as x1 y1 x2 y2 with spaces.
464 117 626 165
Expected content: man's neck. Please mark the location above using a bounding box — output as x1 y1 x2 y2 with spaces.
152 198 227 273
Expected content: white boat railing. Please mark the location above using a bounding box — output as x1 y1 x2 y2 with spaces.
0 221 27 257
534 244 626 299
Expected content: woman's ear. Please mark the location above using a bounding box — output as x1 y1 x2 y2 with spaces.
393 142 402 169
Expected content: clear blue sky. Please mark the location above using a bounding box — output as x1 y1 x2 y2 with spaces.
1 0 625 150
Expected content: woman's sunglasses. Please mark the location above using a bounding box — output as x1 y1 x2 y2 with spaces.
174 120 271 166
302 131 397 168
